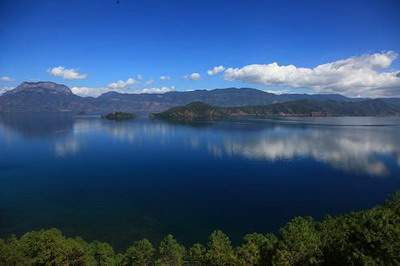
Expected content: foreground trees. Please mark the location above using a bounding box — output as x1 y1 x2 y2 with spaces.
1 192 400 265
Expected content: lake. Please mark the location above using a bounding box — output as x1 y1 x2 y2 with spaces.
0 114 400 250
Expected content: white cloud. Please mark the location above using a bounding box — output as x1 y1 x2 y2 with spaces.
137 86 175 94
0 76 13 82
185 72 201 81
71 86 175 97
72 75 175 97
207 65 225 75
48 66 87 80
224 51 400 97
71 86 108 97
264 89 291 95
107 78 137 89
160 75 171 81
136 74 143 80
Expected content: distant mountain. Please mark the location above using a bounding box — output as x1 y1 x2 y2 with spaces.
0 82 89 113
95 87 352 112
0 81 399 115
152 99 400 121
3 81 73 96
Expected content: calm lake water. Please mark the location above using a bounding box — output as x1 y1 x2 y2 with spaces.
1 114 400 249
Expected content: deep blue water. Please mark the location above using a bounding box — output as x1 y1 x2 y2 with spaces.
0 114 400 249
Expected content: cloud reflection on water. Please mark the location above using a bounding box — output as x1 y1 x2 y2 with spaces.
61 119 400 176
216 126 400 176
1 115 399 176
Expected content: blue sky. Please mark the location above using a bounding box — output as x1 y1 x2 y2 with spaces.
0 0 399 97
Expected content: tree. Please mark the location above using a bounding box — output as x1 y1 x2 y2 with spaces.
237 233 278 266
187 243 206 265
318 215 348 265
384 191 400 214
90 241 117 265
156 234 185 266
123 239 154 266
273 217 322 265
18 228 75 265
64 237 96 265
342 207 400 265
0 236 27 265
205 230 237 266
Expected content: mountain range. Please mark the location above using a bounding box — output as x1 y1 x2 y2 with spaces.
0 81 399 116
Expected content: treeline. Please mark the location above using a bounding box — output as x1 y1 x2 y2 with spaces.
1 192 400 265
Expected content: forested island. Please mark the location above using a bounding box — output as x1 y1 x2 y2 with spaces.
102 112 136 121
1 191 399 265
152 99 400 122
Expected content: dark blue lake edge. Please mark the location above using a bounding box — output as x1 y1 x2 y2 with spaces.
0 114 400 250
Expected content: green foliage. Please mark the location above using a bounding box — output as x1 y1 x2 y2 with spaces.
17 228 96 266
1 191 400 265
90 241 116 265
0 236 27 266
384 190 400 214
205 230 237 266
237 233 278 266
323 207 400 265
155 234 185 266
187 243 206 265
123 239 154 266
273 217 322 265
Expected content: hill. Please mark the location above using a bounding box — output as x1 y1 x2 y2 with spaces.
152 99 400 121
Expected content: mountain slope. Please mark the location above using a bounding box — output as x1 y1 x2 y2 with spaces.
0 82 90 112
95 87 351 113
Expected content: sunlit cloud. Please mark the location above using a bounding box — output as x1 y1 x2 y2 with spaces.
207 65 225 75
71 86 108 97
184 72 201 81
224 51 400 97
138 86 175 94
160 75 171 81
0 76 13 82
107 78 137 89
48 66 87 80
71 85 175 97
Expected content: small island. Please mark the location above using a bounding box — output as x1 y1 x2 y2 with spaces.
102 112 136 121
